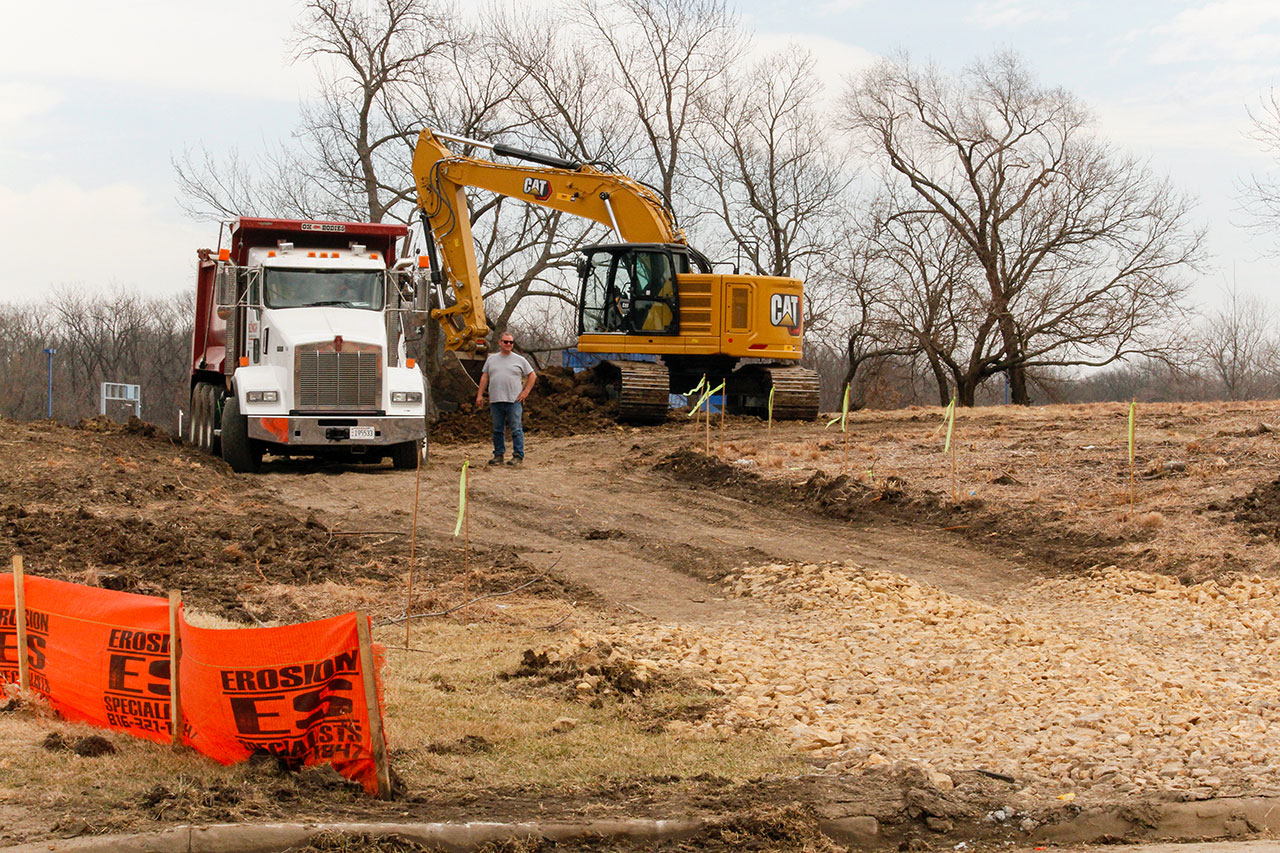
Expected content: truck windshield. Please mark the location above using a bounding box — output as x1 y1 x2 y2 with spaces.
263 269 384 310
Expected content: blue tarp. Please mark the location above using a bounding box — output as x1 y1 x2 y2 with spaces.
561 348 659 372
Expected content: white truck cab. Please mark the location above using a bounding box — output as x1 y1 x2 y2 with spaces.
190 218 429 472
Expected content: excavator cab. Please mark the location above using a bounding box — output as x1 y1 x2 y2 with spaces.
577 243 689 336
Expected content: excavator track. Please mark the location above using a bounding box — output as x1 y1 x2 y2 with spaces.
728 364 820 421
597 360 671 423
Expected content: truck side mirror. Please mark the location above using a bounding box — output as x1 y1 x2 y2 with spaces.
413 271 430 311
576 256 590 279
215 263 237 308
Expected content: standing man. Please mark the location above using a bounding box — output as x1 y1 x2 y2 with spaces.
475 332 537 465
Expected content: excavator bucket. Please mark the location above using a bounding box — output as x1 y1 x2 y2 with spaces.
451 351 487 387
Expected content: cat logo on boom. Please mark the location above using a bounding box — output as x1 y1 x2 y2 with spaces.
523 178 551 201
769 293 801 334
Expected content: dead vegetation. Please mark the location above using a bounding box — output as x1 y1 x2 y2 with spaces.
7 400 1280 850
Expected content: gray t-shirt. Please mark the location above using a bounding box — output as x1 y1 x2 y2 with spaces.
482 352 535 403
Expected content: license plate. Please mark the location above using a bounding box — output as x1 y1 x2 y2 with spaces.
349 427 375 440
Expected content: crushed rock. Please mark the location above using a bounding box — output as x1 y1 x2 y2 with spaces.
568 561 1280 800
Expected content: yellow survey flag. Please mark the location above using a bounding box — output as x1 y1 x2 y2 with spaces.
767 385 775 425
825 383 850 432
1128 399 1136 466
453 459 469 536
688 380 724 417
943 395 957 453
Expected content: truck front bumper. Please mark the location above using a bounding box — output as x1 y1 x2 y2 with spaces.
248 415 425 447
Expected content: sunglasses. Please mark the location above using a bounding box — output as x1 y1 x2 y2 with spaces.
500 339 514 344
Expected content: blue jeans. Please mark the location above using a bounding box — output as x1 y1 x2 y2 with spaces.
490 401 524 459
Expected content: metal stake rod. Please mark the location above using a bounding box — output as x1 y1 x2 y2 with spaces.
43 348 56 418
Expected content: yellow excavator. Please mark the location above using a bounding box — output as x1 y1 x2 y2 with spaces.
410 128 819 422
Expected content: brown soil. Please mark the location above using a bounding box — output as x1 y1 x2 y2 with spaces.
7 401 1280 851
430 366 650 445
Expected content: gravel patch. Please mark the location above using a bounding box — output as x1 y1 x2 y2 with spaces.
577 562 1280 801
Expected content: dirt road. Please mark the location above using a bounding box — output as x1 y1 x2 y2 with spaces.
266 424 1033 624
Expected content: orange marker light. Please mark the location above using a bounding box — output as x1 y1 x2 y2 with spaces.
370 252 379 260
267 251 276 257
406 358 416 369
218 248 230 261
308 251 316 257
238 356 249 367
417 255 430 269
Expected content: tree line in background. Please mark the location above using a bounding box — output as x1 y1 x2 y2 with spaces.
9 0 1280 427
0 281 1275 432
0 291 191 429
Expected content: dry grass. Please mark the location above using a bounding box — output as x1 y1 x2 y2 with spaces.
378 601 797 793
727 399 1280 580
0 595 797 845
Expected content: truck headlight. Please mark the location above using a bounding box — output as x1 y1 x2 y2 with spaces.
246 391 279 403
391 391 423 404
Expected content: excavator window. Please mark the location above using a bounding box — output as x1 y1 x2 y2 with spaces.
578 246 680 336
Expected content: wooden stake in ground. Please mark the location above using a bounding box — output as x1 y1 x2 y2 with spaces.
453 459 471 619
1128 399 1137 516
719 387 726 456
404 440 424 648
824 384 851 472
12 555 28 691
168 590 183 747
766 386 775 466
354 611 392 799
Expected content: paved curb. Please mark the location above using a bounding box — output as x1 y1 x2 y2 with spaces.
2 818 713 853
1032 796 1280 846
6 797 1280 852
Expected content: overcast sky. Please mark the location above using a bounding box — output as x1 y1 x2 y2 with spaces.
2 0 1278 311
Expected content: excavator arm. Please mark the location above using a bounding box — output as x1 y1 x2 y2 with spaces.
410 128 683 352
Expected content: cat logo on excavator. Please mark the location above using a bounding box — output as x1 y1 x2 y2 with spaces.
769 293 801 334
523 178 551 201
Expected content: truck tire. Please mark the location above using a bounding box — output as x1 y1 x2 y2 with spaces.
208 385 223 457
192 384 212 452
220 393 261 473
389 439 423 470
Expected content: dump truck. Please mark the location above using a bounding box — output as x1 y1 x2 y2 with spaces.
189 217 429 472
410 129 819 422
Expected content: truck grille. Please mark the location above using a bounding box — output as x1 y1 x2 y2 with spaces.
295 345 382 410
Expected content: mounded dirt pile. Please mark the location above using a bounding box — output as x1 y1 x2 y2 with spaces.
1227 476 1280 539
656 448 1140 578
0 416 537 622
431 365 674 444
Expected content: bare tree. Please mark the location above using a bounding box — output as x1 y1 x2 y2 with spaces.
574 0 747 214
843 51 1204 405
1239 88 1280 245
176 0 452 223
690 50 851 277
1197 285 1279 400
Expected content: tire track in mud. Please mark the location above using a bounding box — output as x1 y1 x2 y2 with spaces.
264 432 1037 623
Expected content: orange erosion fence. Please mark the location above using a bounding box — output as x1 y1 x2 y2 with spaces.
0 561 390 797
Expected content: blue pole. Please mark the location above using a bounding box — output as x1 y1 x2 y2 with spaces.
43 348 56 418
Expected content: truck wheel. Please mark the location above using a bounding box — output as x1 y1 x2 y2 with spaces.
220 394 261 473
209 386 223 457
389 439 423 470
192 384 212 452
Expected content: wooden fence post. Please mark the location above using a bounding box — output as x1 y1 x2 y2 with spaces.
355 611 391 798
12 556 28 692
169 590 183 747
